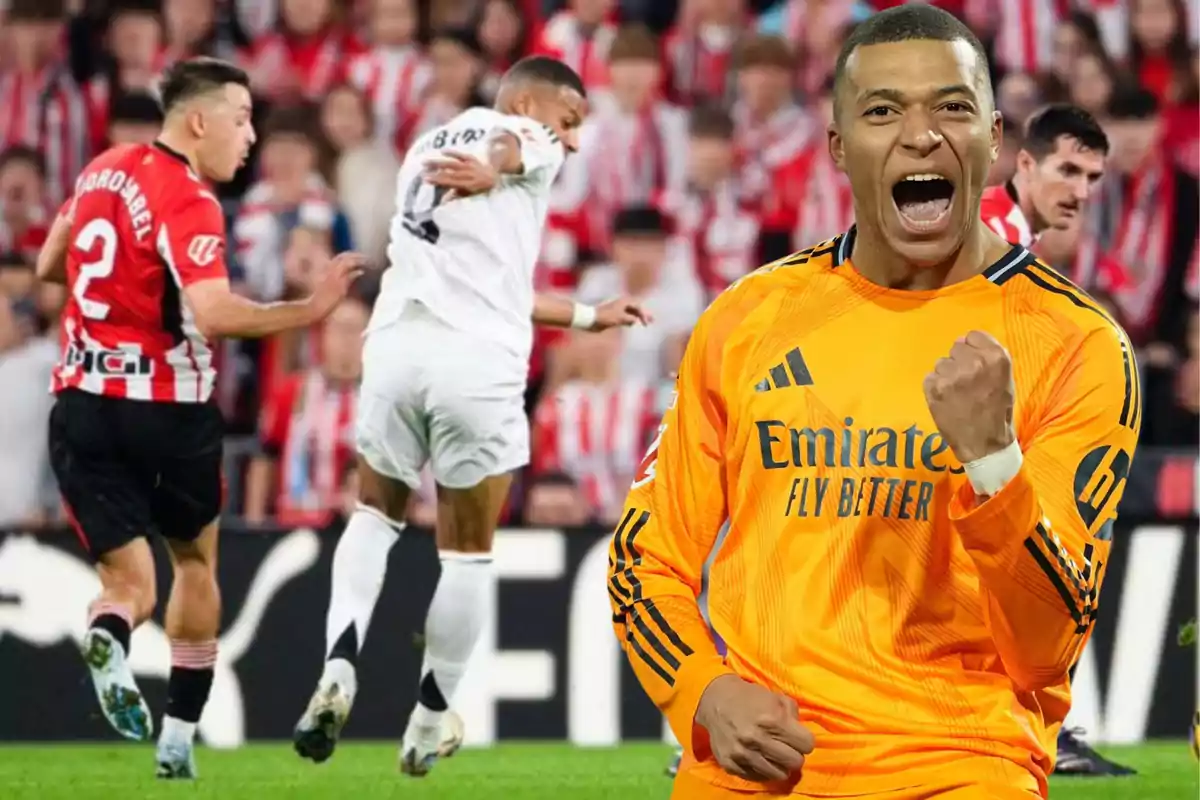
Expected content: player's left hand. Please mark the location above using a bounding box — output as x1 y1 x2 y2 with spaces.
424 151 499 198
592 297 653 331
923 331 1016 464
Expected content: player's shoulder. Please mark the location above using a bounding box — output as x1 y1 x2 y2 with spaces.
715 233 845 306
694 233 846 339
996 255 1132 353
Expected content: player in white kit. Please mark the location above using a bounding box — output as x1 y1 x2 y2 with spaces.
293 56 650 774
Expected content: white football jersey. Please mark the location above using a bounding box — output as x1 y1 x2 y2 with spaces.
371 106 567 362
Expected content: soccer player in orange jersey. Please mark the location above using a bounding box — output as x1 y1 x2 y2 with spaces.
608 6 1141 799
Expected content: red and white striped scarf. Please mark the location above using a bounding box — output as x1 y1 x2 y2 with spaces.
660 179 761 298
966 0 1071 75
733 101 815 191
792 145 855 249
278 369 357 521
1074 155 1174 336
663 22 738 106
584 102 672 248
346 45 430 156
532 11 615 92
531 380 664 522
248 30 349 101
0 65 90 206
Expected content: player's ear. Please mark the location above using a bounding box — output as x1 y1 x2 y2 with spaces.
989 110 1002 164
1014 148 1035 175
827 123 845 172
186 105 206 139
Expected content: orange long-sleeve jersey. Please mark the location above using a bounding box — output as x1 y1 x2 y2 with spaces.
608 227 1141 798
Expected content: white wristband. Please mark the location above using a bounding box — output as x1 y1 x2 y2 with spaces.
963 440 1023 497
570 302 597 330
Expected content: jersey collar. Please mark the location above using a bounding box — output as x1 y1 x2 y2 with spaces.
153 140 191 167
832 223 1033 284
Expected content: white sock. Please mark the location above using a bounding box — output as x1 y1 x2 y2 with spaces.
410 551 494 729
324 506 404 665
160 715 196 747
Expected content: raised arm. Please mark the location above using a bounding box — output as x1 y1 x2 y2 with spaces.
424 118 567 196
927 326 1139 691
607 309 734 754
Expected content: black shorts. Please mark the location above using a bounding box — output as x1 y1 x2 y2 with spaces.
48 388 225 560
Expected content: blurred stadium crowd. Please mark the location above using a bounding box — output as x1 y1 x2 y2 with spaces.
0 0 1195 530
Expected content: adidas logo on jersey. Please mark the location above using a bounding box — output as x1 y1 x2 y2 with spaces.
754 348 813 392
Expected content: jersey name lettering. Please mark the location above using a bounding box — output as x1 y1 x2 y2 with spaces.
73 168 153 241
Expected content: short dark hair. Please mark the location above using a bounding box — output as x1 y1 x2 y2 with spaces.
608 24 661 64
1107 82 1160 121
735 34 795 71
0 145 46 178
110 91 164 126
612 206 667 237
159 57 250 115
0 252 31 270
501 56 586 97
689 104 735 139
7 0 62 22
1022 103 1108 158
833 6 990 106
262 104 320 143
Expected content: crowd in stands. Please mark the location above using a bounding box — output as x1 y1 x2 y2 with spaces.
0 0 1196 529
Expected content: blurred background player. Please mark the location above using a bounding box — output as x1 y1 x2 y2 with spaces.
612 7 1143 798
980 103 1108 251
38 57 362 779
292 55 651 776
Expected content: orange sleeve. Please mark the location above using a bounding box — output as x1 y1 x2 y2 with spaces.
607 303 735 758
950 325 1140 691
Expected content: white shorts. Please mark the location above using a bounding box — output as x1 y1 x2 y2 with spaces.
355 302 530 490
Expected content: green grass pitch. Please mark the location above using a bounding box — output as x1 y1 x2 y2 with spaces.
0 742 1195 799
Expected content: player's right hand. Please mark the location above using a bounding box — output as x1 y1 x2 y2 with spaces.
694 674 814 783
307 251 367 320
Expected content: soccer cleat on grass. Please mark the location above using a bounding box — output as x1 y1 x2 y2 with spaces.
293 679 354 764
154 741 197 779
399 710 465 777
665 747 683 777
81 628 153 742
1053 727 1136 776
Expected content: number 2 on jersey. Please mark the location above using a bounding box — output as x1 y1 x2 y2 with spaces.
73 218 118 320
402 179 450 244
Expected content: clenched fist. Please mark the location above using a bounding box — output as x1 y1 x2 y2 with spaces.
923 331 1016 464
695 674 814 783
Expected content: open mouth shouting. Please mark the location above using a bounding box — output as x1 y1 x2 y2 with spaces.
891 172 956 235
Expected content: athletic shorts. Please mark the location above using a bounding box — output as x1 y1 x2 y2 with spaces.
671 771 1043 799
48 388 224 560
355 301 529 490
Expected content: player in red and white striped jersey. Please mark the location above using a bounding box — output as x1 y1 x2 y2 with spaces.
980 104 1109 249
35 58 363 780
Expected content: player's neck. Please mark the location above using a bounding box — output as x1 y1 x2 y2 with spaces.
1009 174 1046 235
154 130 202 176
851 224 1007 291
